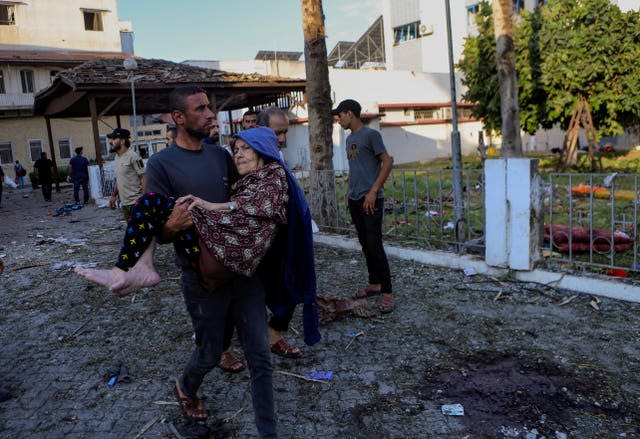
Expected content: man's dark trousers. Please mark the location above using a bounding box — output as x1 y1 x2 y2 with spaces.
178 269 277 438
348 197 392 294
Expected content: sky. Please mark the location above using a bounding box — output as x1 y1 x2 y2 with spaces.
116 0 384 62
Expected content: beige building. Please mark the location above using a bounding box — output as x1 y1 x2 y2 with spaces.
0 0 136 180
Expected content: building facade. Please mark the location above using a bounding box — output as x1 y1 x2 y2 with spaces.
0 0 135 180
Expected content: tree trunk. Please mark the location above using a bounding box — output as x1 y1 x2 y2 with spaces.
492 0 522 157
301 0 337 226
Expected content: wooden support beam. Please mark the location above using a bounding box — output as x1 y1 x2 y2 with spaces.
45 116 61 192
89 96 103 167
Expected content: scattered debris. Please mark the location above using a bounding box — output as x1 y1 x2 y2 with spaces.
275 370 331 385
317 295 372 324
223 407 245 423
304 371 333 380
345 331 364 351
133 416 159 439
153 400 180 406
463 267 477 276
167 422 184 439
61 319 91 343
558 295 578 306
441 403 464 416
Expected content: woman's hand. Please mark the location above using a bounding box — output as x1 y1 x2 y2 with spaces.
176 195 229 212
177 194 218 212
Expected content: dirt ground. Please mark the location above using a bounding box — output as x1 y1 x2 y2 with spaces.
0 185 639 439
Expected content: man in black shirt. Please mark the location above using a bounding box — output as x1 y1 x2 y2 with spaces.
33 152 54 201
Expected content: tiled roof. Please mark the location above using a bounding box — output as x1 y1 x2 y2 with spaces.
34 57 306 117
57 57 299 87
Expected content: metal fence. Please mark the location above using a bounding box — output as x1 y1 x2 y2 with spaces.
99 167 116 198
544 173 639 275
303 169 640 277
96 163 639 276
297 169 485 252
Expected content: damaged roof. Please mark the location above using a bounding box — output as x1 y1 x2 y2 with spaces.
34 57 306 118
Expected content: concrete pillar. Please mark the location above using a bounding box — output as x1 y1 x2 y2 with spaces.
484 158 542 270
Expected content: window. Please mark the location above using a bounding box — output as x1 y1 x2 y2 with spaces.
0 70 5 94
512 0 524 13
29 139 43 162
58 138 71 159
50 70 59 84
467 4 479 26
83 11 103 31
0 142 13 164
0 5 15 26
414 109 437 121
100 136 108 157
393 21 421 45
20 69 34 93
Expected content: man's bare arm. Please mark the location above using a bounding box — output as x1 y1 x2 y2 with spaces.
363 152 393 214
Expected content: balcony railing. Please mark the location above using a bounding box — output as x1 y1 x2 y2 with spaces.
0 93 34 110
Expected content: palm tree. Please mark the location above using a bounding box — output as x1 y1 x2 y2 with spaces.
492 0 522 157
301 0 337 224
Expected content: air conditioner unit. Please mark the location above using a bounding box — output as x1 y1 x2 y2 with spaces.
419 24 434 36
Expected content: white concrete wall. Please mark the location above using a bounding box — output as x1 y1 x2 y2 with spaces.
0 0 123 51
328 68 461 104
485 158 541 271
380 121 484 164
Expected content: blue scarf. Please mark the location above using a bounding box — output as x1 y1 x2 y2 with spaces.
234 127 320 346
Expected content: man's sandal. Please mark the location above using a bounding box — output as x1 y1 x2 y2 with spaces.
354 286 382 299
219 350 246 373
174 379 207 420
378 293 395 314
271 338 302 358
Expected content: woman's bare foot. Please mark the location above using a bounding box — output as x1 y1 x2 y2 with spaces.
75 263 160 296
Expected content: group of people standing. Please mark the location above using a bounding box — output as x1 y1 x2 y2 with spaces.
4 149 90 205
74 86 394 439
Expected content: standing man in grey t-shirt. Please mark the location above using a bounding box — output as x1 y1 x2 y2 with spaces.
331 99 395 313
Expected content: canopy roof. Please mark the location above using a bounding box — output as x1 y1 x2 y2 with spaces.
34 57 306 118
327 15 385 69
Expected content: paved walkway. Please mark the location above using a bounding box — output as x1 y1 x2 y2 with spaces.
0 185 638 438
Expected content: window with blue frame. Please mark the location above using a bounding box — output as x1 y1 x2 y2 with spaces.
393 21 421 45
466 3 479 26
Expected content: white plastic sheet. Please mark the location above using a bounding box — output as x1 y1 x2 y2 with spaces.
3 175 17 189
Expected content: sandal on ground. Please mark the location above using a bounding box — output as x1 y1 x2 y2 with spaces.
378 293 395 314
219 350 245 373
174 379 207 420
270 338 302 358
354 285 382 299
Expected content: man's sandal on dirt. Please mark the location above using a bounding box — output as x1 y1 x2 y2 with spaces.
378 293 395 314
354 286 382 299
270 338 302 358
219 350 245 373
174 379 207 420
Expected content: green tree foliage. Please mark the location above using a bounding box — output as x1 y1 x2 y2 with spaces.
458 2 501 134
459 0 640 138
